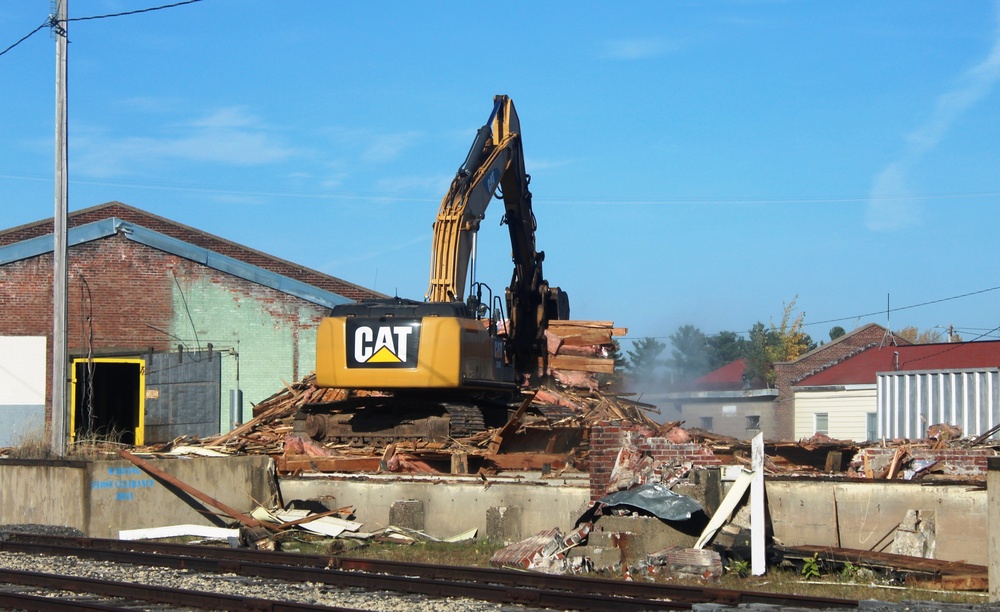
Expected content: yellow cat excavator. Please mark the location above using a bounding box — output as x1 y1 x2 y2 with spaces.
307 95 569 442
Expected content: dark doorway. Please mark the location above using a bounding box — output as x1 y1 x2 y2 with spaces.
73 359 143 445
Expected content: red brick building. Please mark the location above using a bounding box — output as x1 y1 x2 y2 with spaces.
0 202 381 447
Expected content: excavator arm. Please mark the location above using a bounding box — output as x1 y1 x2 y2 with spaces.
425 95 568 380
317 95 566 394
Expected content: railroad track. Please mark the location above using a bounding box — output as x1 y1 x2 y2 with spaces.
0 532 859 611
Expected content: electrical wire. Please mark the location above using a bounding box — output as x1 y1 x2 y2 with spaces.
0 19 51 58
899 324 1000 368
618 283 1000 343
78 272 96 434
0 1 204 59
65 0 205 22
805 284 1000 328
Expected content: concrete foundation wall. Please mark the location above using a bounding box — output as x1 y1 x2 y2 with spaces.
279 474 592 543
767 478 986 566
0 456 277 538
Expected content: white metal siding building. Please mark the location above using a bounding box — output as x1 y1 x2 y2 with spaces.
877 368 999 440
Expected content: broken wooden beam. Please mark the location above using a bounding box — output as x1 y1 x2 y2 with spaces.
483 452 571 471
549 354 615 374
276 455 383 473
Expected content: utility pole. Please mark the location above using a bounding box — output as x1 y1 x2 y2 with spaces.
51 0 69 456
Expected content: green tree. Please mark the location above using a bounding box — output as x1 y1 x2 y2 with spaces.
744 321 779 387
744 297 816 387
624 337 666 384
768 296 814 363
668 324 710 379
829 326 846 341
706 330 746 369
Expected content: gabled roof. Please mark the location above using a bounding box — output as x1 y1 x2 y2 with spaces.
795 340 1000 387
0 201 384 304
694 358 747 390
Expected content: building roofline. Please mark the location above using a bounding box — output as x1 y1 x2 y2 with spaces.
660 389 780 401
0 217 352 308
0 201 384 303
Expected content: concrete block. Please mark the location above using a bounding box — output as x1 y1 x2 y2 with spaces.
486 505 523 543
388 499 425 531
592 515 697 561
569 544 623 571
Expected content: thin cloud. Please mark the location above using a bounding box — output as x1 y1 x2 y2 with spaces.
360 131 424 163
598 37 678 60
866 3 1000 232
319 232 431 269
73 107 297 177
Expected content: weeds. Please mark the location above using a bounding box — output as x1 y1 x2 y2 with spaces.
68 428 128 460
6 428 54 460
726 558 750 577
801 553 822 580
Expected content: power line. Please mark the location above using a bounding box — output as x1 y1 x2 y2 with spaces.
0 1 205 59
805 285 1000 327
0 19 51 58
66 0 205 22
616 284 1000 344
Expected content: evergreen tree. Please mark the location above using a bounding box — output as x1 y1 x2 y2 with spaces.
624 337 666 385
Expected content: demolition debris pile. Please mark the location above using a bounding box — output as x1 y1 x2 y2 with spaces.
182 320 654 475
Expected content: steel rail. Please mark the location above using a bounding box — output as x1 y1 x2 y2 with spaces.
0 532 860 610
0 538 689 611
0 567 360 611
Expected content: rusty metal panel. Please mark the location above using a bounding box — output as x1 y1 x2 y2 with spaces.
877 368 999 440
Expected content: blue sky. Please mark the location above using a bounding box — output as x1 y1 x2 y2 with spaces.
2 1 1000 350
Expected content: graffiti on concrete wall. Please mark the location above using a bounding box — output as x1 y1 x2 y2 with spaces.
90 466 155 501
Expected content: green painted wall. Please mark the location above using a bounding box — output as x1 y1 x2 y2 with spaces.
168 265 327 432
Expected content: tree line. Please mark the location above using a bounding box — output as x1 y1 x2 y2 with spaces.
617 297 951 390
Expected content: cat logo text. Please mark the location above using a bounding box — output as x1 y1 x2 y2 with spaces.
345 319 420 369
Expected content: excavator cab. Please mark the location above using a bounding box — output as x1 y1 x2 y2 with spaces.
315 297 515 391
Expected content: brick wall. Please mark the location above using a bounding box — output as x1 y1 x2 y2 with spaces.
589 421 723 501
2 230 334 432
855 447 994 479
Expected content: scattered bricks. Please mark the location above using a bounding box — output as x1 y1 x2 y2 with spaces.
646 546 723 581
489 527 565 572
388 499 425 531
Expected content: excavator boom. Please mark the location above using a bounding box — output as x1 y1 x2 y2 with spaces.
316 95 567 395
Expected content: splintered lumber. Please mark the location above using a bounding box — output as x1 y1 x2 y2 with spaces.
487 393 536 455
484 452 571 471
547 320 616 329
276 455 382 473
549 355 615 374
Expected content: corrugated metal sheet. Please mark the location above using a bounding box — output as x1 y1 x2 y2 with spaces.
877 368 999 440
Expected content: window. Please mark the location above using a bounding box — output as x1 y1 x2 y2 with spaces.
700 416 713 430
866 412 878 441
815 413 829 435
746 415 761 430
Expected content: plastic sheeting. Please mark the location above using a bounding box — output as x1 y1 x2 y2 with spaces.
597 482 703 521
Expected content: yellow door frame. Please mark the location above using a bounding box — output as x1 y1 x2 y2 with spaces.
70 357 146 446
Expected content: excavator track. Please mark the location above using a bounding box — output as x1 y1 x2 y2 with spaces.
294 393 519 446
